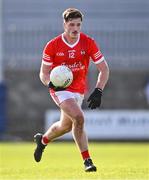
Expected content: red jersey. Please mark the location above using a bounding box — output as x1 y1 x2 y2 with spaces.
42 32 105 94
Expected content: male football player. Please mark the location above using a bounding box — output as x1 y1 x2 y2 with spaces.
34 8 109 172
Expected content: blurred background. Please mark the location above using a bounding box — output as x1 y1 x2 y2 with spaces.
0 0 149 141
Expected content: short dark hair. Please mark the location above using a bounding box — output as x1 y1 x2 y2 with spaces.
62 8 84 22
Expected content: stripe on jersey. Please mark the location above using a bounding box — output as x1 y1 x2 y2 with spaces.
94 56 105 64
43 53 51 60
93 51 102 59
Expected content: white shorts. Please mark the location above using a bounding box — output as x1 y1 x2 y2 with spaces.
50 91 84 106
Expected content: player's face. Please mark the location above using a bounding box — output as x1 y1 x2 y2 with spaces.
64 18 82 39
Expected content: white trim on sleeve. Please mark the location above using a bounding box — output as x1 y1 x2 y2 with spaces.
94 56 105 64
42 60 53 66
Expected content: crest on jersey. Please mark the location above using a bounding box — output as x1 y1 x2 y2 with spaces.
81 50 86 55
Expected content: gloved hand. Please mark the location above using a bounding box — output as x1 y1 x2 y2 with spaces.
48 82 66 91
87 88 102 109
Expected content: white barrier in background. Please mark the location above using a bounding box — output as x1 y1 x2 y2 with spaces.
45 110 149 140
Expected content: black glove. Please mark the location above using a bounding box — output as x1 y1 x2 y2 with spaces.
87 88 102 109
48 82 66 91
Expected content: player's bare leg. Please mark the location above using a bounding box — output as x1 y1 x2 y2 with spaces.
34 98 96 171
43 110 72 141
59 98 97 172
35 99 88 151
34 109 72 162
60 99 87 151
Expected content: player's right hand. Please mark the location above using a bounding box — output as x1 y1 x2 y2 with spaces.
48 82 66 91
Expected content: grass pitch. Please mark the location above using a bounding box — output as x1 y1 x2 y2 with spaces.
0 142 149 180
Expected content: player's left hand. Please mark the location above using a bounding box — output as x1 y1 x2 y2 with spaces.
87 88 102 109
48 82 66 91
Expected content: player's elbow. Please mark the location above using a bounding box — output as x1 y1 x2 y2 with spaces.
39 71 43 82
39 72 47 86
103 64 110 80
104 62 110 76
100 61 110 75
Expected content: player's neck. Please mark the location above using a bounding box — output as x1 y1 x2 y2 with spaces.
63 32 79 45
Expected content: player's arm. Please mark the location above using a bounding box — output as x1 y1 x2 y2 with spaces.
40 41 66 91
87 60 109 109
39 62 51 87
40 41 54 87
87 38 109 109
95 60 109 90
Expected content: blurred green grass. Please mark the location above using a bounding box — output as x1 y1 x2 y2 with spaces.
0 142 149 180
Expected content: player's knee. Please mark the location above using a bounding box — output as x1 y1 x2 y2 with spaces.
73 113 84 126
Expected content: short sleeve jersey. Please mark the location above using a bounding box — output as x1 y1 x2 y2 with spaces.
42 32 105 94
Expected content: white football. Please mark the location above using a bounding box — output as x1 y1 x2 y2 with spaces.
50 65 73 88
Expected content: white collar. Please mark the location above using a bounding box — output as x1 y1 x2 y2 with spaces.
61 33 80 48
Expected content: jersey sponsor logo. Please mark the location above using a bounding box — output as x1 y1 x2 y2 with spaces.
61 61 85 72
56 52 64 56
